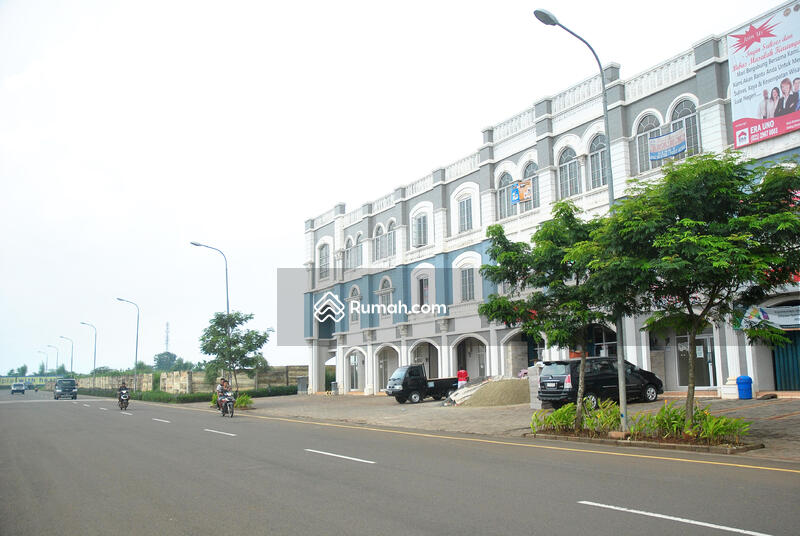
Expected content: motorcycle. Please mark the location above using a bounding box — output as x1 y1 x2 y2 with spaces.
118 388 130 410
218 390 235 418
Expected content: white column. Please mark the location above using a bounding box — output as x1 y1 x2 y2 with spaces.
744 341 760 395
308 341 318 394
720 323 741 399
623 316 637 366
488 327 499 377
434 208 448 248
440 335 450 377
364 345 373 395
336 344 346 394
639 327 651 370
712 324 727 395
399 338 408 367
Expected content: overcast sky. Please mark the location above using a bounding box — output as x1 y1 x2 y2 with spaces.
0 0 773 374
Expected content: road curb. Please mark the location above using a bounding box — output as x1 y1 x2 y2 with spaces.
527 433 764 454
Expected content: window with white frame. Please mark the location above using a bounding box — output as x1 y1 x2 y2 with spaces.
318 243 330 279
558 148 580 199
636 115 662 174
348 286 361 325
497 172 515 220
589 135 609 189
523 162 539 210
460 267 475 302
412 213 428 247
377 278 392 315
458 196 473 233
387 221 396 257
669 100 700 159
344 238 354 271
418 276 429 306
373 226 385 261
355 234 363 266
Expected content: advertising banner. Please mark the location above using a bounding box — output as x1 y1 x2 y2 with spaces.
729 5 800 148
648 127 687 160
511 179 532 205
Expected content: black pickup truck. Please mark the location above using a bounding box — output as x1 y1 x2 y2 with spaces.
385 365 458 404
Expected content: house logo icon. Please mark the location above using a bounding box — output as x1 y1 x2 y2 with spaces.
313 291 346 323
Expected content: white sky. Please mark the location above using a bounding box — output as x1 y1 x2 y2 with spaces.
0 0 774 374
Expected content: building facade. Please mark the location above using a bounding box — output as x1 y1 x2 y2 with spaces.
303 3 800 397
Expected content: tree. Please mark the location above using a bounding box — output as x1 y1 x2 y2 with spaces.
199 311 272 390
170 358 194 371
153 351 177 371
480 201 608 431
593 152 800 431
6 369 14 376
17 365 28 377
134 361 153 373
55 364 67 376
38 362 45 376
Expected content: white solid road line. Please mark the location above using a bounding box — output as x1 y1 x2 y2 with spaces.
82 404 90 407
204 428 236 437
304 449 376 464
578 501 773 536
152 418 171 423
120 411 133 416
99 407 108 411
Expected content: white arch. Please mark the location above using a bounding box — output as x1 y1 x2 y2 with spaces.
408 338 441 354
581 120 606 155
516 150 538 178
372 222 386 237
494 160 517 187
552 133 582 161
666 93 699 121
449 332 489 351
630 108 665 138
345 346 367 358
409 200 433 218
348 284 361 297
374 343 400 356
449 181 481 234
452 250 482 269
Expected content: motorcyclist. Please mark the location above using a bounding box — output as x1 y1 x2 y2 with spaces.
117 382 129 404
216 378 228 410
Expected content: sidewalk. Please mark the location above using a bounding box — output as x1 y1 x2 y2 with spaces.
229 393 800 463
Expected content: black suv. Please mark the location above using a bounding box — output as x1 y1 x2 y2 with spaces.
538 357 663 409
54 379 78 400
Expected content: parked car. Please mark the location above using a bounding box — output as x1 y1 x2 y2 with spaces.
385 365 458 404
54 378 78 400
11 382 25 395
538 357 663 409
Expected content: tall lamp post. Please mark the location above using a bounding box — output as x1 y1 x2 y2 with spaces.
37 350 47 375
46 344 59 374
59 335 74 376
80 322 98 389
190 242 230 315
116 298 140 392
534 9 627 433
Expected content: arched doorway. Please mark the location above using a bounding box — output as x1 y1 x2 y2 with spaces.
376 346 399 391
503 331 545 377
345 349 366 392
455 337 486 380
411 341 439 379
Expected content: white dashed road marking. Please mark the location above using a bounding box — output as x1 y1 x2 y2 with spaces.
152 418 171 423
204 428 236 437
304 449 375 464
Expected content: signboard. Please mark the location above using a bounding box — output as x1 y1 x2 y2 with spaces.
737 305 800 330
648 127 687 160
511 179 533 205
0 375 61 385
729 5 800 148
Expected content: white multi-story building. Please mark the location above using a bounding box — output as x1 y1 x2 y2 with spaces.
303 2 800 398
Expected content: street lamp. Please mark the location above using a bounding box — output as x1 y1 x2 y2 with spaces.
116 298 140 391
190 242 230 314
37 350 47 375
59 335 74 376
533 8 627 432
46 344 59 374
80 322 98 389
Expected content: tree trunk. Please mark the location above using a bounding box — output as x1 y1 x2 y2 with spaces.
574 353 587 433
684 330 697 432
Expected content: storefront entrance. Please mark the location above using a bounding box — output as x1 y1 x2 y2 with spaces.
677 335 717 387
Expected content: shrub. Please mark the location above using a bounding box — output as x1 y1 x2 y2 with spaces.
629 412 656 440
175 392 213 403
234 393 253 408
530 403 576 434
241 385 297 398
210 392 218 407
583 399 620 437
152 372 161 391
654 401 686 439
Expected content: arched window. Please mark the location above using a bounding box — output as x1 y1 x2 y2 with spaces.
387 221 396 257
558 148 580 199
589 134 609 189
670 100 700 159
523 161 539 210
355 234 363 267
458 194 473 233
348 286 361 324
378 278 393 313
636 115 661 174
318 244 330 279
412 213 428 247
497 172 515 220
373 226 385 261
344 238 354 271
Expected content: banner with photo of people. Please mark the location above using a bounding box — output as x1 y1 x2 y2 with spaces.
729 4 800 148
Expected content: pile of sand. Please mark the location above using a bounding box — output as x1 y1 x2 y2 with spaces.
458 378 530 407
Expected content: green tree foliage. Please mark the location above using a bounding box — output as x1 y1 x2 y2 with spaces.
134 361 153 373
480 201 609 431
199 311 272 390
55 364 67 376
38 362 45 376
153 351 177 371
17 365 28 377
592 152 800 430
170 357 194 371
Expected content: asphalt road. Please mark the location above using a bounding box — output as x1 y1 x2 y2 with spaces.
1 390 798 536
